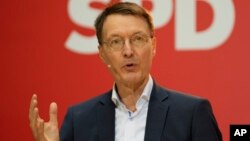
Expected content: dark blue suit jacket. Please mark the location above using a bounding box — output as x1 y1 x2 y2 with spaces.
60 83 222 141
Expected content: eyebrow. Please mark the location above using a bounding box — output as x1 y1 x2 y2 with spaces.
108 31 147 38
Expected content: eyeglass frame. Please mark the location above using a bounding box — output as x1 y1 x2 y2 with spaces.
100 32 154 51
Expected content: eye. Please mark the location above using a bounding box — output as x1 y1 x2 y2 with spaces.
134 35 144 41
131 34 148 45
110 38 123 46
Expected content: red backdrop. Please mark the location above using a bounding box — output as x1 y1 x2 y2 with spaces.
1 1 249 141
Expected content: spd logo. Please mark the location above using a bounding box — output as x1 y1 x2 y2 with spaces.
65 0 235 54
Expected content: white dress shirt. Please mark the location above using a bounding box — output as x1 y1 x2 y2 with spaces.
111 75 153 141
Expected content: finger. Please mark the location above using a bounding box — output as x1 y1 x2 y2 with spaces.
30 107 40 139
37 118 45 141
29 94 38 117
49 102 58 124
29 94 39 127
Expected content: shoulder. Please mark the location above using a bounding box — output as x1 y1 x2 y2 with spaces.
67 89 113 115
154 84 216 123
155 84 211 110
153 84 222 140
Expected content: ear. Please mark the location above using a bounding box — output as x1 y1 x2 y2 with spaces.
151 37 157 56
98 45 108 64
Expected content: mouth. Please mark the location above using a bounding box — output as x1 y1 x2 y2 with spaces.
126 63 134 67
123 63 137 71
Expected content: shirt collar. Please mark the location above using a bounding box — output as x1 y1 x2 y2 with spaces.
111 75 153 106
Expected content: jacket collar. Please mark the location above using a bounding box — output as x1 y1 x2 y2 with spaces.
144 83 169 141
97 82 169 141
97 91 116 141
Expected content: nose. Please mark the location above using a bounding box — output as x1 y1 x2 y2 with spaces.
122 40 134 57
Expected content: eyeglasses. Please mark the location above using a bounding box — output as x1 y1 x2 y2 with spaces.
101 33 153 51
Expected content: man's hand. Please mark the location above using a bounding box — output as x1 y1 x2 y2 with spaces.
29 94 59 141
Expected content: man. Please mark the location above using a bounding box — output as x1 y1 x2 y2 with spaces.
29 2 222 141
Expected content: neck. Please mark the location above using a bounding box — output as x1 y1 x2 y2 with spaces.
116 76 149 112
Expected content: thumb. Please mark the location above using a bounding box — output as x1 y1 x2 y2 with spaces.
49 102 58 124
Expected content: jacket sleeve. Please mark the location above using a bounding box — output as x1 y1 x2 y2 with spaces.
59 108 74 141
192 99 222 141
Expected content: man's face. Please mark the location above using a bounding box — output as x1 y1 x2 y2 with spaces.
99 14 156 86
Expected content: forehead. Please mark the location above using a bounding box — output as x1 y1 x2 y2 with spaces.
102 14 150 38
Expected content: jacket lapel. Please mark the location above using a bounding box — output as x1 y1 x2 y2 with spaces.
144 84 169 141
95 83 169 141
96 91 116 141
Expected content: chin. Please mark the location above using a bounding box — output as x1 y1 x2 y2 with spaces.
121 73 145 84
